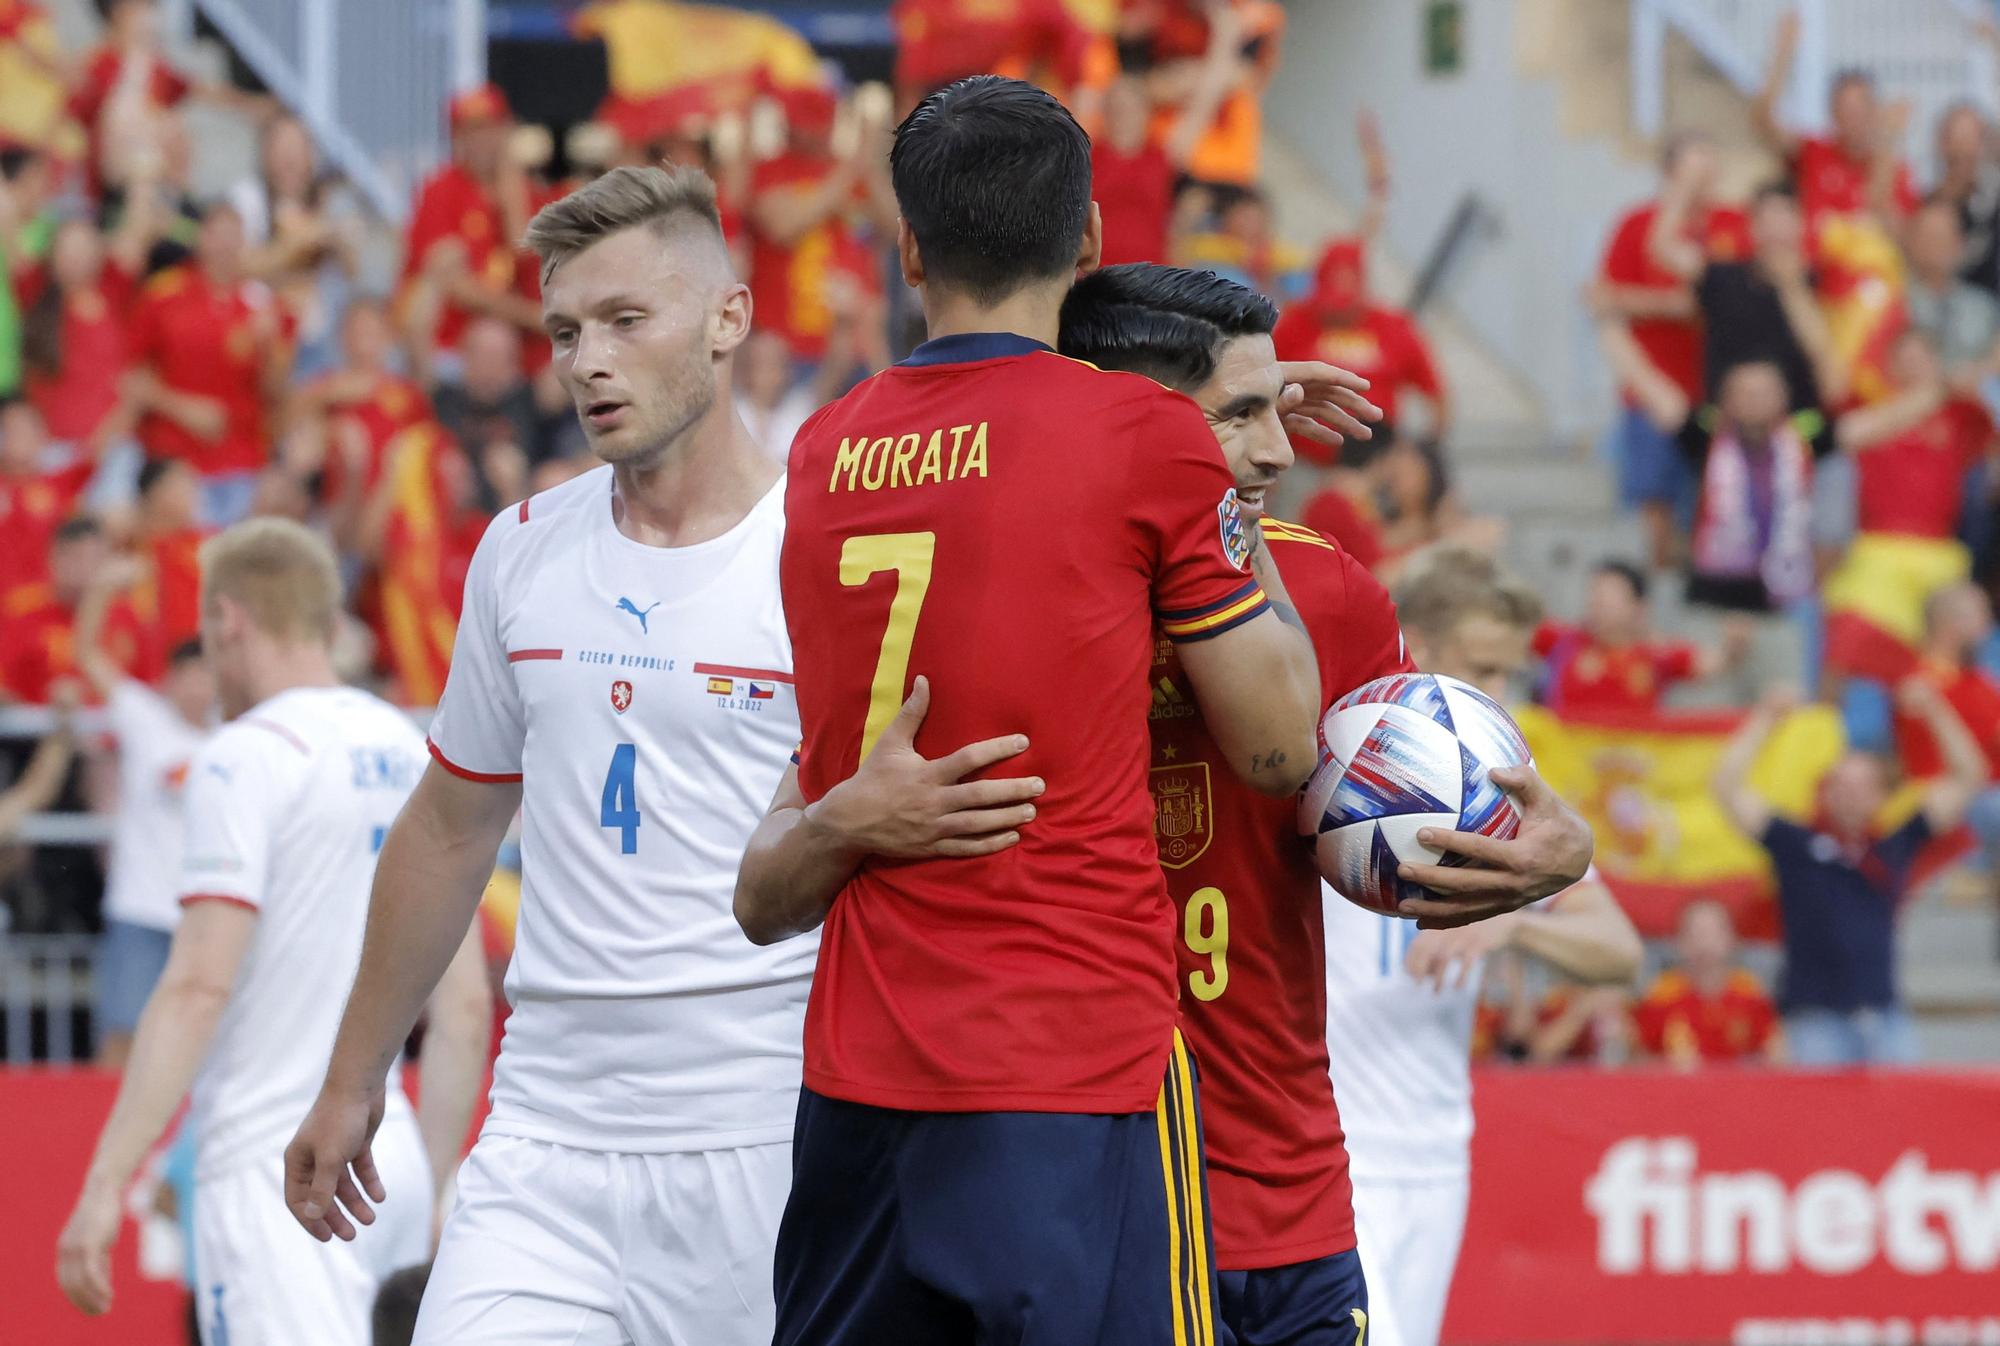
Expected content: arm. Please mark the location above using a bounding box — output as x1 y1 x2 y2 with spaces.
0 718 75 842
284 763 519 1243
733 676 1042 945
1711 686 1793 837
1391 765 1597 927
1523 989 1602 1065
1161 1 1247 170
1510 876 1644 985
1596 318 1690 433
1835 380 1942 452
1691 616 1753 679
414 921 491 1213
1899 677 1989 831
1644 173 1707 283
56 901 258 1314
1752 9 1802 159
72 556 145 703
1768 256 1844 405
1174 528 1322 796
125 367 227 442
1587 280 1699 322
1354 108 1389 244
749 160 863 249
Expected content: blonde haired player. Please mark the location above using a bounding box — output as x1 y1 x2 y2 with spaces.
282 165 1037 1344
55 519 490 1344
1322 544 1643 1346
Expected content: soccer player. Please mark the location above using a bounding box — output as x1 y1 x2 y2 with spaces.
54 519 489 1345
282 165 1038 1344
1057 262 1596 1346
1323 545 1642 1346
739 76 1329 1344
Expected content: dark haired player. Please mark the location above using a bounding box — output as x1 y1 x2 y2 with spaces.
1059 263 1597 1346
735 77 1330 1344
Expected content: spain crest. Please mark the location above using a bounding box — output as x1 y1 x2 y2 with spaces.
1150 762 1213 869
1217 490 1252 571
610 679 634 714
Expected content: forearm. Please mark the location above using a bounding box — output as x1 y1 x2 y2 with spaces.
1837 385 1939 450
323 807 495 1093
1776 282 1841 399
1241 534 1325 784
1645 195 1703 281
1525 1000 1596 1064
1598 282 1698 320
415 925 490 1199
1509 900 1642 985
0 731 73 834
82 982 229 1193
734 800 865 945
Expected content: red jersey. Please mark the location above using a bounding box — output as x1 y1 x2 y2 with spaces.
893 0 1096 94
1792 135 1919 237
1856 401 1990 539
1272 303 1442 464
1532 623 1699 717
1154 517 1409 1269
747 152 876 361
0 460 90 598
129 265 285 477
1633 968 1778 1064
111 528 207 676
68 45 190 198
319 373 434 501
0 581 75 703
1092 141 1174 267
784 331 1269 1113
23 263 137 444
1598 202 1751 402
1894 659 2000 781
400 165 556 365
1299 486 1384 573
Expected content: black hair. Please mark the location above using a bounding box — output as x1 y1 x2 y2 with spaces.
1751 179 1797 207
1594 558 1649 602
1057 263 1276 393
1830 67 1875 96
137 456 189 499
890 76 1092 305
167 636 203 667
1659 130 1712 173
54 515 103 545
370 1263 432 1346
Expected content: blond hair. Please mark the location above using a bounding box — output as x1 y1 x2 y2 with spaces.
524 165 724 284
1393 543 1543 641
200 517 342 646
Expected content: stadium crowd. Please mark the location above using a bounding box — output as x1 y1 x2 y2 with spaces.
2 0 1999 1089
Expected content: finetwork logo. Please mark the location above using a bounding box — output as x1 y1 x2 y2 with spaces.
1584 1137 2000 1278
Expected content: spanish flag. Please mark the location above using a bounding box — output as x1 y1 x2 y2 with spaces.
1815 213 1906 407
1517 703 1847 938
377 423 480 707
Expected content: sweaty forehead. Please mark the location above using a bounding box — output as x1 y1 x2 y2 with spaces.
1197 334 1282 413
543 223 727 313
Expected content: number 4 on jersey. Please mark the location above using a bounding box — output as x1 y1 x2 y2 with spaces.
601 743 640 854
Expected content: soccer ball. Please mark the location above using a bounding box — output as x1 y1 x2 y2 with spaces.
1299 673 1533 917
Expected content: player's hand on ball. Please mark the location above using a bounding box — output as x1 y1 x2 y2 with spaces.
1276 360 1382 449
815 675 1043 859
1393 765 1594 928
55 1181 122 1314
284 1080 389 1243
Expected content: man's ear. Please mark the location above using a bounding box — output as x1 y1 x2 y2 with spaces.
1075 201 1103 279
897 218 925 290
713 282 753 357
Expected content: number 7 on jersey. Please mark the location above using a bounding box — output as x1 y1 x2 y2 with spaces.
840 532 936 761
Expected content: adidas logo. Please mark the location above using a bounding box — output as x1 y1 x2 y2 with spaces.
1150 677 1198 721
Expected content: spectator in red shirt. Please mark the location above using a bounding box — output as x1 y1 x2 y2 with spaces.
1534 559 1748 717
399 85 551 381
1633 899 1782 1067
0 397 92 600
1896 580 2000 782
126 200 293 525
1836 329 1989 543
291 296 433 550
105 454 205 676
0 513 110 704
1753 12 1918 244
892 0 1100 109
746 86 894 364
1589 133 1751 567
1272 238 1447 465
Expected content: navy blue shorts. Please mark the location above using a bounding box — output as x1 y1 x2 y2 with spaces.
773 1034 1219 1345
1217 1249 1369 1346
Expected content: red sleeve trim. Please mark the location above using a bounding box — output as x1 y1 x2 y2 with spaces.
506 648 563 663
179 893 259 913
427 737 523 783
518 496 531 523
241 717 310 755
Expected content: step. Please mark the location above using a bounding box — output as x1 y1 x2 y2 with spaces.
1452 458 1617 519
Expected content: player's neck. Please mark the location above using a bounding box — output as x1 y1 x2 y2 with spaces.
921 281 1067 349
235 644 340 715
611 399 777 549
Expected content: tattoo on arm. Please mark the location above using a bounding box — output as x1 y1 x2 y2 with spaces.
1268 599 1306 634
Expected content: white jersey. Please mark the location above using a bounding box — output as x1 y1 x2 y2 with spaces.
103 680 209 931
177 685 425 1181
1323 878 1578 1181
426 465 811 1154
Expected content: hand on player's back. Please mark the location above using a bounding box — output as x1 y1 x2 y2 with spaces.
283 1078 389 1243
1391 765 1595 928
812 676 1044 860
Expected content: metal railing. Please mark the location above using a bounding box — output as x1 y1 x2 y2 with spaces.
170 0 486 225
1633 0 2000 180
0 935 95 1065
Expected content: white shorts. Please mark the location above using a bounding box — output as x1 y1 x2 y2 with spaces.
192 1110 431 1346
413 1133 792 1346
1349 1171 1470 1346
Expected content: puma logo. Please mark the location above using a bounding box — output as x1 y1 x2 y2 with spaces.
616 597 661 634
